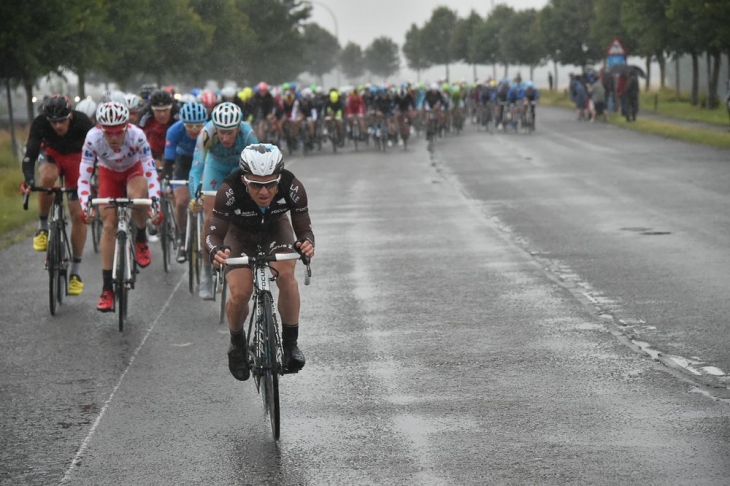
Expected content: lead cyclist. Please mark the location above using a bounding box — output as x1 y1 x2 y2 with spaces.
205 144 315 381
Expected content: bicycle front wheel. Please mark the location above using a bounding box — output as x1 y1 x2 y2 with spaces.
117 233 127 332
187 221 197 294
260 292 280 440
219 277 227 325
47 228 59 316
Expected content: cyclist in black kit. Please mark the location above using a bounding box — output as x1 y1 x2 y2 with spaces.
205 144 315 381
20 95 94 295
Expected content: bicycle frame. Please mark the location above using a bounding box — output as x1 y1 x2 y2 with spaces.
224 250 310 439
91 197 152 330
24 185 74 315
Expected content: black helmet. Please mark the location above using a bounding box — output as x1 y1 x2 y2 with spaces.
139 84 157 101
42 95 72 121
149 89 173 107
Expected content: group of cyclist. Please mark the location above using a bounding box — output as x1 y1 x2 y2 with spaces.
20 87 314 378
19 75 539 378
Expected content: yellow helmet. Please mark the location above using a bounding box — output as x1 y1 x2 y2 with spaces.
329 90 339 103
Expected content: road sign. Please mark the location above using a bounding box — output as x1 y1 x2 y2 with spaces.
607 55 626 68
606 37 627 56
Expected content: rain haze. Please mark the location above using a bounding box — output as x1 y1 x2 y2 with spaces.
308 0 552 86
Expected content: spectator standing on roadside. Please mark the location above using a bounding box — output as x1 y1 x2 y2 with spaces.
573 75 588 121
548 72 554 91
590 79 607 122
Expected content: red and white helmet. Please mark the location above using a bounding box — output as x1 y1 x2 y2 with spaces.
96 101 129 126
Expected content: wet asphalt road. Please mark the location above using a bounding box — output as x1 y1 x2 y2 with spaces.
2 108 730 485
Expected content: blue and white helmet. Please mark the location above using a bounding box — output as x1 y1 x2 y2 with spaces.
180 102 207 123
239 144 284 176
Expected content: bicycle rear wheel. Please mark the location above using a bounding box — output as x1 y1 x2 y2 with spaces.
260 292 280 440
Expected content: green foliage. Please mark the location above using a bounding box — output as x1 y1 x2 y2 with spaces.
450 11 482 65
0 129 36 240
501 9 544 68
302 24 340 82
340 42 365 82
364 37 400 81
421 7 458 68
402 24 431 73
541 0 600 68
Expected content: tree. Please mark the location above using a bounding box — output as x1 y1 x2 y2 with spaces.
0 0 69 119
340 42 365 83
540 0 599 69
622 0 672 90
482 5 516 78
421 7 458 80
402 24 431 82
238 0 311 83
450 11 483 82
302 24 340 86
667 0 713 105
364 37 400 82
501 9 545 80
468 16 500 79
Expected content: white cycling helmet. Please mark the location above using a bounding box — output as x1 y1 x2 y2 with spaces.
124 92 145 112
102 90 127 104
239 144 284 176
211 102 242 129
96 101 129 126
220 86 237 99
301 87 313 99
75 98 97 119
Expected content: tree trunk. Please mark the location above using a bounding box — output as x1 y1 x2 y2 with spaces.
675 56 680 99
472 64 477 83
5 79 18 161
656 51 666 89
503 64 509 78
492 64 497 79
416 69 421 82
691 52 699 106
445 64 450 82
23 76 35 122
553 60 559 91
645 55 651 91
77 70 86 99
529 65 534 81
707 50 721 109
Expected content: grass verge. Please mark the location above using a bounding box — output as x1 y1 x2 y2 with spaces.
0 129 37 249
540 90 730 150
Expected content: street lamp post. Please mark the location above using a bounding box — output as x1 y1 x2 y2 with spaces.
307 0 341 87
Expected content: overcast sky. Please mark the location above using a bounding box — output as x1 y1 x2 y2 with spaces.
305 0 553 87
307 0 549 50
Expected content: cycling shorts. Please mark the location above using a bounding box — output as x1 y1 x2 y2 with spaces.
41 147 81 200
222 215 295 272
173 154 193 187
202 157 237 193
97 162 145 199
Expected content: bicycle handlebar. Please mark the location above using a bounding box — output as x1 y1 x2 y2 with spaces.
225 252 312 285
22 185 74 210
169 180 189 185
225 252 302 266
91 198 153 206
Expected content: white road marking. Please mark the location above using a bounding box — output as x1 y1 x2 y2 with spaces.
60 272 186 484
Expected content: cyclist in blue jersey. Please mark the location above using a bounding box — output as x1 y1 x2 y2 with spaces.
164 101 208 263
189 102 259 299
